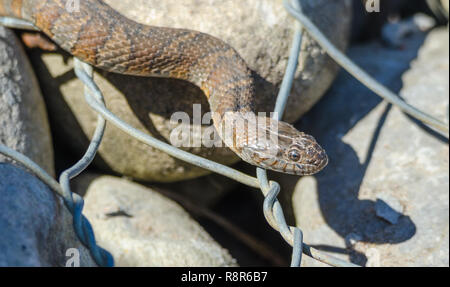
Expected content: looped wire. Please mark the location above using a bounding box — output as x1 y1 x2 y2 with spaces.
257 0 306 267
75 59 359 267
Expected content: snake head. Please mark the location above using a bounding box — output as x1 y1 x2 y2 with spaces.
240 118 328 175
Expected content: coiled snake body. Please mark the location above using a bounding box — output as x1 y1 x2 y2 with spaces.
0 0 328 175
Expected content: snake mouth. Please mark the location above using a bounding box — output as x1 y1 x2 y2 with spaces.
255 150 328 175
293 160 328 175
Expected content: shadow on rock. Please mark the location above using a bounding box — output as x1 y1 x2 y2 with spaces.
277 33 429 266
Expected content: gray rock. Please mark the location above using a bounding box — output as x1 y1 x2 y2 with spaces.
442 0 449 13
160 173 239 207
0 27 54 176
289 28 448 267
78 174 237 266
32 0 351 182
0 164 96 267
72 171 239 208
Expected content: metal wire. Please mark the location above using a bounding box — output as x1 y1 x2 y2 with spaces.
259 0 305 268
5 0 440 266
74 59 359 267
0 16 39 30
284 0 449 137
60 62 114 267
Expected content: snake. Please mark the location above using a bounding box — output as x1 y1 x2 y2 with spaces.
0 0 328 175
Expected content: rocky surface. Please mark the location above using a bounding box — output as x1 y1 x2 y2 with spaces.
77 174 237 266
31 0 351 182
375 192 404 225
282 28 448 267
0 27 54 175
159 172 240 207
442 0 449 13
0 164 96 267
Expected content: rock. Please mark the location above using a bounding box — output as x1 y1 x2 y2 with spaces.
77 174 237 266
0 27 54 176
72 171 238 208
442 0 449 14
159 173 239 207
0 164 96 267
30 0 351 182
291 28 448 267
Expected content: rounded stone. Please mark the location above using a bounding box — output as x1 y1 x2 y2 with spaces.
0 27 54 176
0 164 96 267
440 0 449 14
77 174 238 267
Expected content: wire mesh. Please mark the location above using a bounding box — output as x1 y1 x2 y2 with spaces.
1 0 447 267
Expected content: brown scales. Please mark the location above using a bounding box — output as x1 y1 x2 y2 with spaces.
0 0 254 136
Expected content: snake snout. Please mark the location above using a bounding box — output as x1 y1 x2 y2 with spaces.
295 136 328 174
313 146 328 171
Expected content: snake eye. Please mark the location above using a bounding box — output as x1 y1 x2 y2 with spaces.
288 149 301 162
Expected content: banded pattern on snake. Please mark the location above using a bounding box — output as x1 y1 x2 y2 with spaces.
0 0 328 175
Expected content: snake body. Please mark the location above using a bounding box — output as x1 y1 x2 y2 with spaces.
0 0 328 175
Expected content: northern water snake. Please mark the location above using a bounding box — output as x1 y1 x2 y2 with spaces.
0 0 328 175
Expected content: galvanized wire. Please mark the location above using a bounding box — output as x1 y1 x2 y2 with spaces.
259 0 305 267
284 0 449 137
4 0 440 266
0 16 38 30
60 62 114 267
